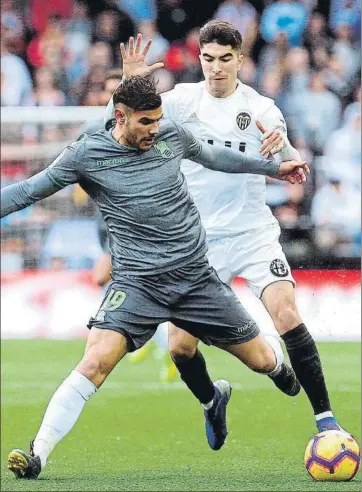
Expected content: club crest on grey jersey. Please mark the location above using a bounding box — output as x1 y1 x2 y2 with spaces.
236 111 252 131
153 140 175 158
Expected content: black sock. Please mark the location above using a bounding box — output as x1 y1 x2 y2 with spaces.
173 349 215 404
282 324 331 415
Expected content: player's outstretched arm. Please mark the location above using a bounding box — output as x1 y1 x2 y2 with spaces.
1 170 64 218
1 143 82 218
191 140 310 184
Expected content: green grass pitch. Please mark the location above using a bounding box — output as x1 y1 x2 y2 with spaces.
1 340 360 491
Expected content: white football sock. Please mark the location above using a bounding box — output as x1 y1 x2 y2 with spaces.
33 370 97 469
202 399 214 410
264 335 284 377
315 411 334 421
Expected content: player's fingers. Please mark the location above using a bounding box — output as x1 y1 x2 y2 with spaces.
270 143 284 155
143 39 153 57
150 62 165 71
129 37 134 56
260 132 281 147
294 172 304 184
260 134 281 155
256 120 266 134
294 169 306 183
301 162 310 175
120 43 127 59
260 129 274 142
135 33 142 54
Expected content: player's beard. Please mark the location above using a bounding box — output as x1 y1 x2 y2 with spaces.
124 127 143 150
209 81 230 98
208 76 238 98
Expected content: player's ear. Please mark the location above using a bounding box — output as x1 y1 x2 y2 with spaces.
114 108 126 125
237 53 244 71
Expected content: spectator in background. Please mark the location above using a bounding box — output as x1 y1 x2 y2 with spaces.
98 68 123 106
1 34 34 106
322 53 351 99
87 41 113 70
260 0 309 48
344 84 361 122
30 0 72 34
31 67 65 106
213 0 258 56
259 70 285 110
79 68 124 134
115 0 157 24
64 0 93 89
332 24 360 83
238 56 257 88
273 183 306 230
80 66 108 106
288 70 341 154
138 20 169 65
26 13 70 97
303 11 333 58
284 47 310 94
72 41 113 105
329 0 361 33
323 111 361 189
92 9 134 65
258 32 289 79
311 165 361 256
27 13 66 68
67 0 93 39
1 0 27 57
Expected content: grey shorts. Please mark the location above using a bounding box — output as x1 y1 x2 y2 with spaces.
88 258 259 352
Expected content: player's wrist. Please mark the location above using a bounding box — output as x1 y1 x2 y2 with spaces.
262 157 280 177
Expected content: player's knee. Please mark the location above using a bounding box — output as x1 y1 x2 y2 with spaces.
169 342 196 364
246 345 276 374
249 355 276 374
271 298 300 333
78 354 115 383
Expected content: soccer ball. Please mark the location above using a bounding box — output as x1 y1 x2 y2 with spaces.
304 430 360 481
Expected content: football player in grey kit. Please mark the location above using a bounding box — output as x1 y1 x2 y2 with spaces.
3 76 309 480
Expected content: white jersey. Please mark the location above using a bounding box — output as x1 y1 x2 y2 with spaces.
161 81 287 238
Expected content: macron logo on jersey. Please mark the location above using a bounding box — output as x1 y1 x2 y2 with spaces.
96 157 126 166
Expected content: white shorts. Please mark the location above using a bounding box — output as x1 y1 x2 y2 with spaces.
206 223 295 298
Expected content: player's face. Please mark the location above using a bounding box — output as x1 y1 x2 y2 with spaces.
200 43 243 98
125 107 163 151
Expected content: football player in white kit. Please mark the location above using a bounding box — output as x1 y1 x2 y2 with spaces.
105 23 347 442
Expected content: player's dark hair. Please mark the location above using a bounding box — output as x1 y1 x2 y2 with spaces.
113 76 161 111
199 20 243 51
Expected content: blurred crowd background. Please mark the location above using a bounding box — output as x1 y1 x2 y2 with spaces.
1 0 361 272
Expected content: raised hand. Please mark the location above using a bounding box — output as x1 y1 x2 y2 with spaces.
256 120 285 156
275 160 310 184
120 33 165 79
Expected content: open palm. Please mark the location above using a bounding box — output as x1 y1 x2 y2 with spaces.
120 34 165 79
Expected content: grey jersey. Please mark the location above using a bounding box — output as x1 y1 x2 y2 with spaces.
52 121 207 276
1 119 280 277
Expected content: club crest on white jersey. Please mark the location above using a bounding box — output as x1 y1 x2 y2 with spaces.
236 111 252 131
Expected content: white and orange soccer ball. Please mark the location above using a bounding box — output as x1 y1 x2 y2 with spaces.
304 430 360 481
